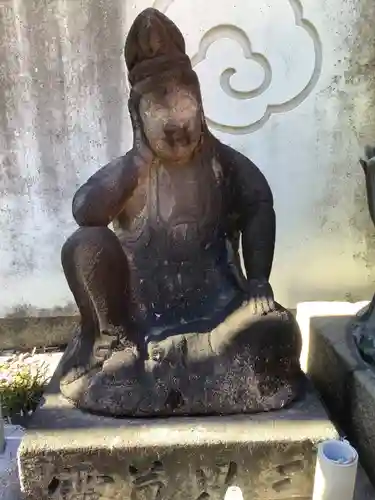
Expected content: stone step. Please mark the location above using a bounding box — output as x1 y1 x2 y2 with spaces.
297 301 375 490
18 360 338 500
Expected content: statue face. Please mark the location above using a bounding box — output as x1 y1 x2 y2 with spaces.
138 84 202 162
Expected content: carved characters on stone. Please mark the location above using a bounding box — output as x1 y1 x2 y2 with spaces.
129 461 167 500
195 462 237 499
42 456 309 500
47 468 116 500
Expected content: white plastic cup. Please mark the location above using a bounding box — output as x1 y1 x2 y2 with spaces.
312 439 358 500
224 486 244 500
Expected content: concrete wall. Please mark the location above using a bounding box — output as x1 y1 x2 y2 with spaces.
1 0 375 318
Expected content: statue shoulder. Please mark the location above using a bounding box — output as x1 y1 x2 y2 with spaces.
101 150 135 173
91 149 145 187
214 140 260 176
214 140 273 205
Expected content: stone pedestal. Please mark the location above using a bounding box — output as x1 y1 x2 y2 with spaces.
17 362 338 500
297 301 375 486
0 425 24 500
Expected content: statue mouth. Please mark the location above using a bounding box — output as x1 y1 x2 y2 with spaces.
164 130 191 148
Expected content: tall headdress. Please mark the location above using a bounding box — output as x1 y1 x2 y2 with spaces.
125 8 195 88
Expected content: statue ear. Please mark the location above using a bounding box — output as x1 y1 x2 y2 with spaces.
128 93 144 148
128 93 153 163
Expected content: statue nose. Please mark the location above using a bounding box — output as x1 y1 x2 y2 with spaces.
164 123 189 145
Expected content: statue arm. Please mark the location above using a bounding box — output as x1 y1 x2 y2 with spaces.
217 142 275 283
72 153 139 227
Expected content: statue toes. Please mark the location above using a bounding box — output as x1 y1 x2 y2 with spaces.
148 341 165 362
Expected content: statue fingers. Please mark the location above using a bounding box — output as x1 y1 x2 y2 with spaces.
265 296 276 313
247 296 258 315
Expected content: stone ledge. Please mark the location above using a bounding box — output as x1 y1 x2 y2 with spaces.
296 301 375 487
18 359 338 500
0 316 77 351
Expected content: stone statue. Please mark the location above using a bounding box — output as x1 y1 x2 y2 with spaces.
352 146 375 364
59 8 303 416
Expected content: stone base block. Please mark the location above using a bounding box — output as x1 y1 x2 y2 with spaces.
296 301 375 486
18 362 338 500
0 425 24 500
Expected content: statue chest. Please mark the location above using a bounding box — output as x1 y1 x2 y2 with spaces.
115 158 225 256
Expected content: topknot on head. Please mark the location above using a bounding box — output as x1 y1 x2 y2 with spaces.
124 8 187 74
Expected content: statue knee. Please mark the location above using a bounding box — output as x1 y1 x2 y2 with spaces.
61 227 118 264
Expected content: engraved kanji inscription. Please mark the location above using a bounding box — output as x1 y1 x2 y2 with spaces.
195 462 238 498
47 468 115 500
129 461 167 500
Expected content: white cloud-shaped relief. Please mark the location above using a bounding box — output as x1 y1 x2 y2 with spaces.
147 0 322 134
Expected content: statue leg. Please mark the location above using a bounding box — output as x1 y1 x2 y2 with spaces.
61 227 138 383
208 301 301 373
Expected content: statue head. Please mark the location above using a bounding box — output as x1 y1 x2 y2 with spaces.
125 8 205 162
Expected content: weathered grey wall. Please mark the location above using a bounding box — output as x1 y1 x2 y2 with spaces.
1 0 375 318
0 0 131 317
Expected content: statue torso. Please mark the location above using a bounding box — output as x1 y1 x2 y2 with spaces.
113 153 242 334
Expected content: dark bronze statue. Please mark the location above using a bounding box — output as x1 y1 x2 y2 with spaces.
60 8 303 416
352 146 375 364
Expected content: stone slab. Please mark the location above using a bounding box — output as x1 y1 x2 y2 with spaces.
296 301 375 487
18 359 339 500
0 425 24 500
296 301 368 372
355 466 375 500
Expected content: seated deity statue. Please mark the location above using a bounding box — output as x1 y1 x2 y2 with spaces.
351 146 375 365
59 7 304 416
